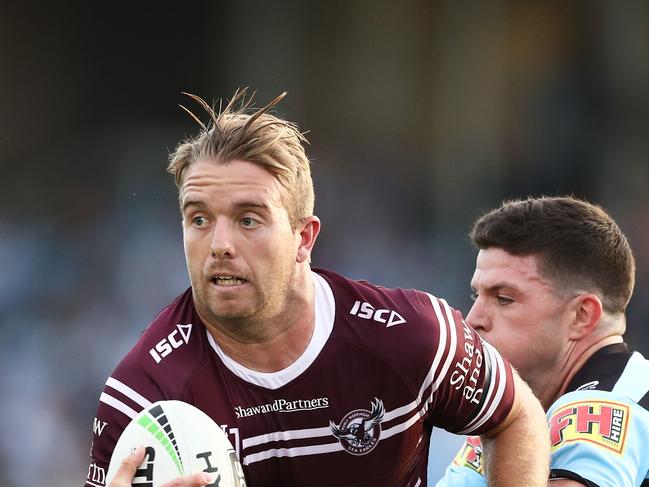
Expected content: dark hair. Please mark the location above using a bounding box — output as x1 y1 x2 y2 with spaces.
470 196 635 314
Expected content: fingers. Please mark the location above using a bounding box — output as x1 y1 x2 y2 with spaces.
107 444 216 487
108 445 146 487
160 472 218 487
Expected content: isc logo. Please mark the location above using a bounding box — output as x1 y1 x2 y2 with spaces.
349 301 406 327
149 324 193 364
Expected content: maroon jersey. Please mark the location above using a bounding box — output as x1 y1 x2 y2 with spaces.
85 269 514 487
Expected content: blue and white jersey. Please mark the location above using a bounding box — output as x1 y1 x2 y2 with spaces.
436 344 649 487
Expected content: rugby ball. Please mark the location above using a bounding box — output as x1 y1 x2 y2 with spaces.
105 400 246 486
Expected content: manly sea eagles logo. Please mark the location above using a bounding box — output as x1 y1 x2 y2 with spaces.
329 398 385 455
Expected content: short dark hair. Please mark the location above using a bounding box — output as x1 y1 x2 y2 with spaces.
470 196 635 314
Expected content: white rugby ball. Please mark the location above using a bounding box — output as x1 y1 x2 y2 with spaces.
105 400 246 486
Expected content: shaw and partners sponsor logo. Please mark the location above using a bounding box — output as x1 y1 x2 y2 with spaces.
449 323 484 405
234 397 330 419
149 324 193 364
549 400 630 454
330 398 385 455
349 300 406 327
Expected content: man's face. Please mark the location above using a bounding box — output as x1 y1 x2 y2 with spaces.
466 248 575 392
180 159 301 329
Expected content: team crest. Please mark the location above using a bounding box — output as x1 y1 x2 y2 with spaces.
452 436 484 474
329 398 385 455
549 399 630 454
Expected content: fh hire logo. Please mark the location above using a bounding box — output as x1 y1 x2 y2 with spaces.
149 324 193 364
549 400 630 454
330 398 385 455
349 301 406 327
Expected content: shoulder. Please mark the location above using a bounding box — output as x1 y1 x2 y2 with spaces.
549 348 649 452
547 353 649 487
314 268 466 360
567 346 649 411
547 388 643 450
110 288 210 400
314 268 471 385
315 267 451 331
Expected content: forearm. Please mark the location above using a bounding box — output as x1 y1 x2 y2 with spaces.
480 374 549 486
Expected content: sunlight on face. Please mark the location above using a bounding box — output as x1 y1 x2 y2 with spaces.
180 159 301 331
466 248 574 391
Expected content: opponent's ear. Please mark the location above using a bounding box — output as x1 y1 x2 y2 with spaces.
296 216 321 264
568 293 602 340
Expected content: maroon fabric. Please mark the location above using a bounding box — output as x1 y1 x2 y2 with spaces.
85 268 514 487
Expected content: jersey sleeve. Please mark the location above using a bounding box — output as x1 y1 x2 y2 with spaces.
84 355 165 487
434 436 487 487
423 295 515 435
547 390 649 487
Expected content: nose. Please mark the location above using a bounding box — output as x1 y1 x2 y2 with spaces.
210 221 235 259
466 299 491 333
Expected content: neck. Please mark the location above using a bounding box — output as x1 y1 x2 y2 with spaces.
201 269 316 373
541 335 623 409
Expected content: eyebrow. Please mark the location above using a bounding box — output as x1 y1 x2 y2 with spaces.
181 199 272 213
471 282 519 293
181 199 207 213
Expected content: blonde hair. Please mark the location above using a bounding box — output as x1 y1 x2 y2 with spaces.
168 89 314 228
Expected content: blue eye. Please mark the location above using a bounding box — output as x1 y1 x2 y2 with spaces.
192 216 207 226
470 292 478 301
241 217 258 228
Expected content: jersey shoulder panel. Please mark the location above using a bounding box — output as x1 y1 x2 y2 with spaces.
548 351 649 487
567 343 634 393
314 268 453 378
112 288 209 397
315 268 515 436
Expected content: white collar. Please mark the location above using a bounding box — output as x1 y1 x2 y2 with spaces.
206 271 335 390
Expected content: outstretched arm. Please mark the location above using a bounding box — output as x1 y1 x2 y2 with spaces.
480 370 549 486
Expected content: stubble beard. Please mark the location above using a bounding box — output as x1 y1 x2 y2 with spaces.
197 265 296 341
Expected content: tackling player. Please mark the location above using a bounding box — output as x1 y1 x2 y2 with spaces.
436 196 649 487
85 90 550 486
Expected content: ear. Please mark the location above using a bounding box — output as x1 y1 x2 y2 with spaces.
568 293 603 340
295 216 321 264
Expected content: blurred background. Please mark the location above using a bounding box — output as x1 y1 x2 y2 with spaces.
1 1 648 485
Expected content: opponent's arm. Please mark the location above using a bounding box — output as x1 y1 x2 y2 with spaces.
108 446 216 487
480 370 550 487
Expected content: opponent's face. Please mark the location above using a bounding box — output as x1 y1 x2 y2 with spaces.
466 248 575 393
181 159 303 328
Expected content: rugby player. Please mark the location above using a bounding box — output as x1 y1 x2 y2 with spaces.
86 90 550 487
437 196 649 486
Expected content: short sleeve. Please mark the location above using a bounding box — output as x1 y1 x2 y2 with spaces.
423 295 515 435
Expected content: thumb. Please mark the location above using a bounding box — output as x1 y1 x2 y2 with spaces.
109 445 146 486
